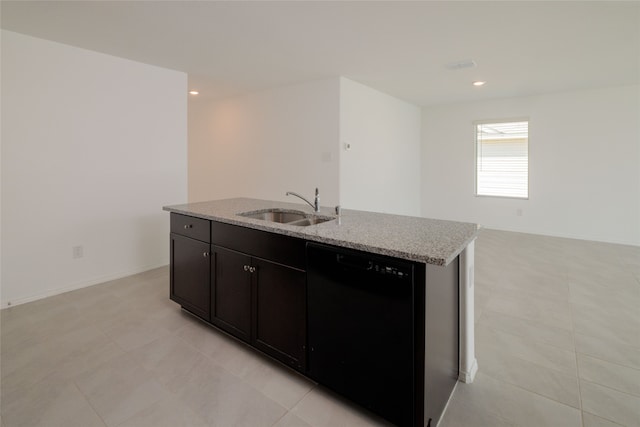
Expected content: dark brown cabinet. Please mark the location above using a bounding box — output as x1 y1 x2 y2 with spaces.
210 246 252 342
170 214 307 372
170 214 211 321
210 220 308 371
210 245 306 370
252 258 306 370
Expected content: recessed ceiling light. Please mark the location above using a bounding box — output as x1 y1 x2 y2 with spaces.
189 90 199 95
472 81 486 87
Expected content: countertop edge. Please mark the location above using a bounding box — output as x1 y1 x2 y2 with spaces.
163 201 480 267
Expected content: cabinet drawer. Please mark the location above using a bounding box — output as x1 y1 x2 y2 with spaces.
211 221 306 270
171 213 211 242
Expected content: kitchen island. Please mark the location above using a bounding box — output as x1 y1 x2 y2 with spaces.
163 197 479 427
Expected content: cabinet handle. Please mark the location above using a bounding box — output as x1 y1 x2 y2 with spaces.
203 252 209 258
243 265 249 272
249 266 256 273
184 224 193 229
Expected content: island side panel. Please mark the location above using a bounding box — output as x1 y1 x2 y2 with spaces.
424 257 459 426
459 240 477 383
413 263 426 427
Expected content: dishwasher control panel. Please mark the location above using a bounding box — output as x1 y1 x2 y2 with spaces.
372 263 411 279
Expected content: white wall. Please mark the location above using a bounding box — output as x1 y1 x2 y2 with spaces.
421 84 640 246
189 78 340 206
339 78 422 216
1 30 187 307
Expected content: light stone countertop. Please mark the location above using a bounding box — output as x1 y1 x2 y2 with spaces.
163 198 480 266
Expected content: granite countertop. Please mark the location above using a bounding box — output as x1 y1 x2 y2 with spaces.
163 198 480 266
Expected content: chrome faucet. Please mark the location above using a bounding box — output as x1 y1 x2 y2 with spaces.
286 188 320 213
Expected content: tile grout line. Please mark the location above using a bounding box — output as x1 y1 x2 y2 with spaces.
171 314 314 420
575 352 640 381
566 271 586 427
581 410 627 427
477 326 579 377
478 367 582 411
70 380 109 427
579 378 640 400
477 308 577 353
565 259 640 425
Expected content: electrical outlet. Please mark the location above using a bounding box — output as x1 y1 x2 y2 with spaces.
72 245 84 259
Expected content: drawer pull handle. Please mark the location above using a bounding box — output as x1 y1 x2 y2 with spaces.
243 265 249 272
184 224 193 229
249 266 256 273
203 252 209 258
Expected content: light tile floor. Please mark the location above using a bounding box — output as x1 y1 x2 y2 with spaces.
1 229 639 427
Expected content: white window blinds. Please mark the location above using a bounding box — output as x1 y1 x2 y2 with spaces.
475 120 529 199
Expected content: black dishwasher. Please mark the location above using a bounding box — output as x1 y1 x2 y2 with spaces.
306 242 417 427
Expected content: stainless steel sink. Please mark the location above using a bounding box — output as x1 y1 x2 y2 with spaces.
238 209 306 223
237 208 334 226
287 216 333 226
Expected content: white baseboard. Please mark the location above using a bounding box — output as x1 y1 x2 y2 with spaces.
459 358 478 383
1 262 169 309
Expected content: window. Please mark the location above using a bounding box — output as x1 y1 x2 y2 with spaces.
475 120 529 199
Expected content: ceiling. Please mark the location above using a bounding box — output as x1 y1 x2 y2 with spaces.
2 1 639 107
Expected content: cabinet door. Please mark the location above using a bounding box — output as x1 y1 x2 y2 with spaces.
211 246 252 343
170 233 210 320
253 259 306 370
